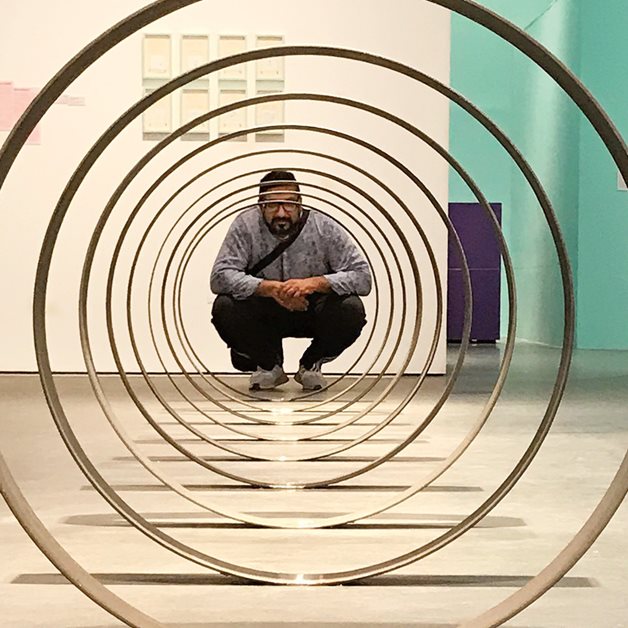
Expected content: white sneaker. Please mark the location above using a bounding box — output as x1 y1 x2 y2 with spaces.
249 365 288 390
294 362 326 391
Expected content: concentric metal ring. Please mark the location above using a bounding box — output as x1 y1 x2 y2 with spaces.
0 1 625 627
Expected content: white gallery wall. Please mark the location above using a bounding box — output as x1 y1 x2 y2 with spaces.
0 0 451 374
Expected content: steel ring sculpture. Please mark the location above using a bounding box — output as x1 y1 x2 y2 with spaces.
0 1 625 627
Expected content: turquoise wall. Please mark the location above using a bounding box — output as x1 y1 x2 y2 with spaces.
576 0 628 349
449 0 628 349
506 0 581 346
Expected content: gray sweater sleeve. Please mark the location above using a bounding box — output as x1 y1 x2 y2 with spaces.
210 217 262 299
322 220 372 296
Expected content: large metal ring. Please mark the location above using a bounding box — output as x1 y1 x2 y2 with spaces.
0 1 625 626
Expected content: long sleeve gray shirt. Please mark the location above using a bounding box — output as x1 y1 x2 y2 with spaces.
210 207 372 299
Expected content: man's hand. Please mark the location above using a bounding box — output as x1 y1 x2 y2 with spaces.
274 292 308 311
255 280 308 311
279 276 331 298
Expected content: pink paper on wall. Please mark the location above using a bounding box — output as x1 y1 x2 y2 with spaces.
1 83 86 145
0 81 14 131
12 87 41 144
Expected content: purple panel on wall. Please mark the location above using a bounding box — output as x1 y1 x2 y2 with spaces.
447 203 502 342
448 203 502 270
447 269 501 342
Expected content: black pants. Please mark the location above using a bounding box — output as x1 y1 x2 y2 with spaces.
211 293 367 371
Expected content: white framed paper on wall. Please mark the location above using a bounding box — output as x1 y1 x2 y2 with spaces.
142 89 172 134
255 35 284 80
142 34 172 79
181 88 209 132
218 35 247 80
180 35 209 75
255 91 284 131
218 89 247 135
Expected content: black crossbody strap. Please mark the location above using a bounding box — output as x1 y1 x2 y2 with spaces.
247 209 310 276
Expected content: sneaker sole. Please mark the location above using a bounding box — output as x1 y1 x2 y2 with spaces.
294 375 323 391
249 374 289 391
294 377 323 390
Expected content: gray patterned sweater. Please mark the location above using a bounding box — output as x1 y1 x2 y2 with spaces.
210 207 372 299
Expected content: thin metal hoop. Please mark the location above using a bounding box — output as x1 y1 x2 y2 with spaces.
0 1 623 625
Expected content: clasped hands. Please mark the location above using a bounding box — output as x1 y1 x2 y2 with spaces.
259 277 330 311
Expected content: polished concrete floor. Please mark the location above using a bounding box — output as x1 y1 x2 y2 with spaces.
0 343 626 627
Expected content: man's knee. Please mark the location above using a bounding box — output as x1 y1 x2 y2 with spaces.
322 295 366 334
212 294 257 335
339 295 366 328
211 294 236 330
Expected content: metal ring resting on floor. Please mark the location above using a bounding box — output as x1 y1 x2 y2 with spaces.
171 188 384 408
79 87 512 502
163 194 397 440
126 139 452 442
124 192 400 456
18 46 555 588
166 178 391 419
144 183 402 426
83 95 508 496
125 156 388 411
0 1 624 626
87 115 428 428
169 176 400 412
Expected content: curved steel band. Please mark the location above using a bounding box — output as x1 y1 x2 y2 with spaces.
90 114 506 530
148 182 394 439
109 122 498 493
68 85 508 514
36 64 559 577
118 187 413 467
164 189 402 433
151 179 414 426
0 1 624 627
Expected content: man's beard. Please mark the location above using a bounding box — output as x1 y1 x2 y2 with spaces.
268 217 296 237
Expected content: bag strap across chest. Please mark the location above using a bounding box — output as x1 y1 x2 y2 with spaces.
247 209 310 276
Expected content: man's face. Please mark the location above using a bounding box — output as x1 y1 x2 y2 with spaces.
260 184 302 237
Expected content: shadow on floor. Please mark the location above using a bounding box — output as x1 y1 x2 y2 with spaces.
80 484 482 493
61 512 526 530
12 572 597 588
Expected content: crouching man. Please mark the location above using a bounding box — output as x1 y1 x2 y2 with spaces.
210 170 371 391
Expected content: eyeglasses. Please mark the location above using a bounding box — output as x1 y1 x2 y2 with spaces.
263 201 300 212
